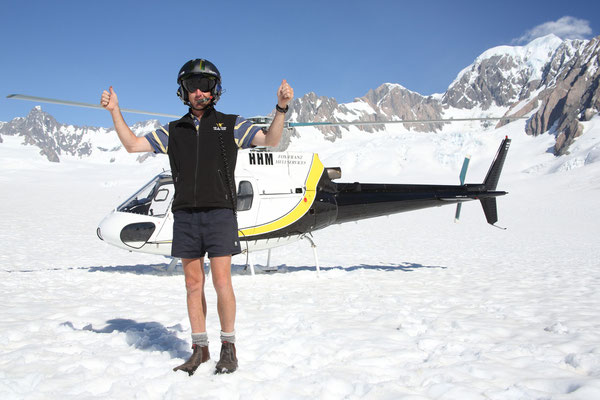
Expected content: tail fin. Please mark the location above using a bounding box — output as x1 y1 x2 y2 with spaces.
480 137 511 228
483 137 511 190
480 197 498 225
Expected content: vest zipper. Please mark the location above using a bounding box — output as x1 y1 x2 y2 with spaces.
194 121 200 207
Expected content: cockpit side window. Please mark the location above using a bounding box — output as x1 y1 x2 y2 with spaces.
117 175 174 217
118 180 156 215
237 181 253 211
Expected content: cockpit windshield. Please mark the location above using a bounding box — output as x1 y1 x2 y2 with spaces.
117 174 174 217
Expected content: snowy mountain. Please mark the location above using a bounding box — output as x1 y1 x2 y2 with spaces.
517 36 600 154
0 106 162 163
442 35 567 110
287 34 599 155
1 35 599 161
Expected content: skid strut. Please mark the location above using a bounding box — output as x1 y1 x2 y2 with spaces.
301 234 321 277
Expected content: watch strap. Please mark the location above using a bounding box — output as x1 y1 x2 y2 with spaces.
275 104 289 114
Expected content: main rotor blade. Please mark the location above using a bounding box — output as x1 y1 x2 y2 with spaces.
8 93 528 126
289 115 527 127
6 94 181 118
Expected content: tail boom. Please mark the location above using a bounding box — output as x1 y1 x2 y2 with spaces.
331 138 511 226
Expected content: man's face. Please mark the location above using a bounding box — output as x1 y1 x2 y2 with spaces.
183 75 217 110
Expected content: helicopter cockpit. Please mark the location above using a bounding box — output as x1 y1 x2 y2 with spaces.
116 172 256 217
117 173 174 217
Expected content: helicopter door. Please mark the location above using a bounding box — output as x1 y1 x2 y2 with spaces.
149 183 174 217
147 183 175 250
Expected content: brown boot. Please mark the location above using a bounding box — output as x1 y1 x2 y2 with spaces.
215 341 238 374
173 344 210 376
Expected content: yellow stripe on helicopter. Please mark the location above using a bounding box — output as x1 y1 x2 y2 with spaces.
238 154 324 237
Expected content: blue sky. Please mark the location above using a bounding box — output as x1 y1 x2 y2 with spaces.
1 0 598 128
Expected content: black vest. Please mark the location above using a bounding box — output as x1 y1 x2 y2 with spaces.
167 109 238 211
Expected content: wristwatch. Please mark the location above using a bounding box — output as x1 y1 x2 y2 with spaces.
275 104 289 114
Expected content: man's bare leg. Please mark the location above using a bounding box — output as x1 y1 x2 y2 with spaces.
182 257 207 333
210 255 236 332
211 255 238 373
174 257 210 375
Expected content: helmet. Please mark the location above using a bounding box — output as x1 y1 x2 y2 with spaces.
176 59 223 105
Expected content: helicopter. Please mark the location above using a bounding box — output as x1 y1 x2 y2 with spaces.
8 94 514 274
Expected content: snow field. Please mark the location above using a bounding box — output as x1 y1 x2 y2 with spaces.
1 123 600 399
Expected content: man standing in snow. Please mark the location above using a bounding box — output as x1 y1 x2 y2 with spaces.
101 59 293 375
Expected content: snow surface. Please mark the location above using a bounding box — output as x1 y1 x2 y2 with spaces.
1 118 600 399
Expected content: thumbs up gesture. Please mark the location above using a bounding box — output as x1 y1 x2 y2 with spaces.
101 86 119 112
277 79 294 108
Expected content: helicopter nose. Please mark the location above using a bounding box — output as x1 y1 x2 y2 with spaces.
120 222 156 249
96 226 104 241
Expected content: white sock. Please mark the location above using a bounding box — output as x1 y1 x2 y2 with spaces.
192 332 209 347
220 330 235 343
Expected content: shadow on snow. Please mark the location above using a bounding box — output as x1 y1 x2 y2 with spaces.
4 262 446 275
61 319 191 359
84 261 446 275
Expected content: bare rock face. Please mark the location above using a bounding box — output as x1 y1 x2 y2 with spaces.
522 37 600 154
443 36 566 111
0 107 71 162
486 36 600 155
583 108 598 121
362 84 444 132
287 92 342 140
288 84 444 140
443 54 535 110
0 106 161 162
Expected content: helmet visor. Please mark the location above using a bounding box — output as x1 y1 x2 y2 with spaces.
182 75 217 93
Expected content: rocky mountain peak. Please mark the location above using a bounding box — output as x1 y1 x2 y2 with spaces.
3 36 599 159
503 35 600 154
362 83 444 131
288 83 445 139
0 107 97 162
442 35 568 110
0 105 166 163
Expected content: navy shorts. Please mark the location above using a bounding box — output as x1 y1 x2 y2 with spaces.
172 208 241 259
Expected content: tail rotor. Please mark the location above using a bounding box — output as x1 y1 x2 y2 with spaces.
454 154 471 223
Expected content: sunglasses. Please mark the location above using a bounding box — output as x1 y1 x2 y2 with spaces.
182 75 217 93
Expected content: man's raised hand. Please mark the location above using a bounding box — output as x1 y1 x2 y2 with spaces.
101 86 119 112
277 79 294 108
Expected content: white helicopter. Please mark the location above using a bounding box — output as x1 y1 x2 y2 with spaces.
8 94 515 274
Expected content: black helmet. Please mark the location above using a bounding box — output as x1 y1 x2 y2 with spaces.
176 59 223 105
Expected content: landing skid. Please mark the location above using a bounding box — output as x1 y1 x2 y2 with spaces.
164 258 210 275
164 236 323 276
301 234 321 277
246 249 277 276
166 257 180 273
245 234 321 277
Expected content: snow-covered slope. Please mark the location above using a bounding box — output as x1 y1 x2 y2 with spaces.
1 112 600 399
2 35 598 162
0 106 162 163
443 35 566 109
287 34 600 156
